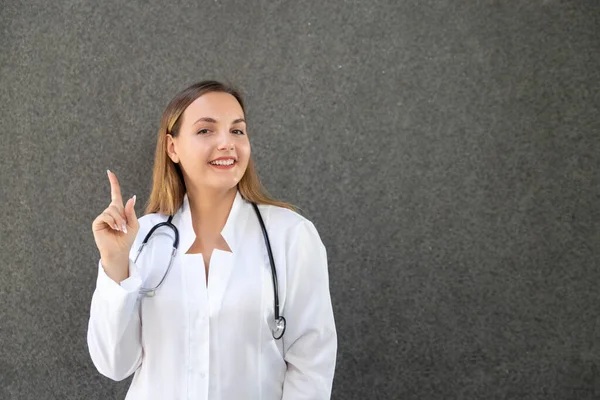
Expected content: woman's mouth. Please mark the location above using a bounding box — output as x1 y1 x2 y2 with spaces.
209 159 237 169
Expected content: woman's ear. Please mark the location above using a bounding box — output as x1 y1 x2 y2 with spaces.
166 134 179 164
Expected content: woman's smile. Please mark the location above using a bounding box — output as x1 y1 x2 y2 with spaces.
208 156 237 170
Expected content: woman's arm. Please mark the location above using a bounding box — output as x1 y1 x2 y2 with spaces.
281 220 337 399
86 247 144 381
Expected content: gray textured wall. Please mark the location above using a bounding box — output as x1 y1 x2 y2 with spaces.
1 0 599 399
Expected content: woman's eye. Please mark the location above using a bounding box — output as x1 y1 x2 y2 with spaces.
232 129 245 135
197 129 210 135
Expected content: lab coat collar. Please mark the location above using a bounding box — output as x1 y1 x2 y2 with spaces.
175 189 248 315
176 189 246 256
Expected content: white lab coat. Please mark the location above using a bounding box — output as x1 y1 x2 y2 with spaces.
87 190 337 399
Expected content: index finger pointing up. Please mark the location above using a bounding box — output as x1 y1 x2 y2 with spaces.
107 169 123 205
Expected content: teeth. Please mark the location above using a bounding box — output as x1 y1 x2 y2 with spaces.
210 159 235 166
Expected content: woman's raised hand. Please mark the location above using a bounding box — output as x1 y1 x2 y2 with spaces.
91 170 140 282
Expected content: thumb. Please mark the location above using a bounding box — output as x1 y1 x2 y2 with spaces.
124 195 138 226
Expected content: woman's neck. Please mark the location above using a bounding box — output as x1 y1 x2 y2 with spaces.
186 186 237 236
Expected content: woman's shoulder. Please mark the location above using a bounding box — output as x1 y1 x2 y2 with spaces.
254 202 321 242
136 212 169 235
138 212 167 225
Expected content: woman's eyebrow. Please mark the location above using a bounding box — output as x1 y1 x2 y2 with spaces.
193 117 246 125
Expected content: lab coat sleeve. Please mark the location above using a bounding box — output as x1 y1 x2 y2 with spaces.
281 220 337 400
87 248 143 381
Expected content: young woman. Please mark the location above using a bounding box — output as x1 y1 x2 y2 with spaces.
87 80 337 399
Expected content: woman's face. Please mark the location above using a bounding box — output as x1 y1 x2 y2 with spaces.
167 91 251 193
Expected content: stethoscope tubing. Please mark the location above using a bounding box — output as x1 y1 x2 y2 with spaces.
251 202 286 339
133 205 285 339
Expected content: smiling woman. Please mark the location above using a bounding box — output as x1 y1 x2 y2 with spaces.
145 81 295 217
88 80 338 400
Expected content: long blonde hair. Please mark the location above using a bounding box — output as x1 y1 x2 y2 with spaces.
143 80 297 216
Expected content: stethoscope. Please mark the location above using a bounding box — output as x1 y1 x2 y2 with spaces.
133 202 286 340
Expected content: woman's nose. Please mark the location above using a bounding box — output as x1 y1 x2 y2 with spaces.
217 131 234 150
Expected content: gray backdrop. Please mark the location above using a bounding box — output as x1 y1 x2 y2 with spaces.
1 0 599 399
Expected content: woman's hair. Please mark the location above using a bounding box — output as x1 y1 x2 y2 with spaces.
143 80 297 216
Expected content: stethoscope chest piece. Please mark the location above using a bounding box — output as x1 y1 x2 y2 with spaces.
272 316 286 340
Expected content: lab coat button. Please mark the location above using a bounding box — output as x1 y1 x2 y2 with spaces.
199 372 206 379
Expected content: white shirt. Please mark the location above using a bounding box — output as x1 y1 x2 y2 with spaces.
87 190 337 399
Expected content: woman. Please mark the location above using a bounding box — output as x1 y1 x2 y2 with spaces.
87 80 337 399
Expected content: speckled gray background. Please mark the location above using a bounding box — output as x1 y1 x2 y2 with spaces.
1 0 599 399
